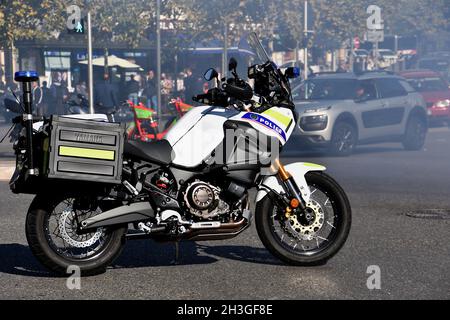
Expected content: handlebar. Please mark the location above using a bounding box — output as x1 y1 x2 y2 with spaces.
223 83 253 101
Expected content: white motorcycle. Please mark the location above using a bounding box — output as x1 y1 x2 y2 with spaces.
9 33 351 275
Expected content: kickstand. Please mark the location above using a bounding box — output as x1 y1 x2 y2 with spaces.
171 241 180 265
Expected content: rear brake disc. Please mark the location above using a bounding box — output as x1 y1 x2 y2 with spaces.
58 210 104 248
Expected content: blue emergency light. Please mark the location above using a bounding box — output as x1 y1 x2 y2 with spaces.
14 71 39 83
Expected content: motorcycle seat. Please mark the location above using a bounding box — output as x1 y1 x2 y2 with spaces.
124 139 174 165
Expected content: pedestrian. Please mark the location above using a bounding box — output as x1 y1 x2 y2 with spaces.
76 81 88 98
336 62 348 73
94 74 119 111
145 70 157 109
40 81 53 116
51 79 68 115
126 74 140 105
184 68 197 104
161 73 173 114
0 80 5 96
366 57 375 71
32 81 43 116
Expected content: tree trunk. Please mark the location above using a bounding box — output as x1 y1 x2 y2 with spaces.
4 41 14 85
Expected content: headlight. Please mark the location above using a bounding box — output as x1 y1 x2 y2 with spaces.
435 100 450 108
304 106 332 114
300 115 328 131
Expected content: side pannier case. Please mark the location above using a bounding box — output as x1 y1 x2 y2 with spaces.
46 116 125 184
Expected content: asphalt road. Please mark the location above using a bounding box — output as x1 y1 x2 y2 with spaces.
0 123 449 300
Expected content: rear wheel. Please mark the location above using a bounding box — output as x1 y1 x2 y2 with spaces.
329 122 357 156
26 194 127 276
255 172 351 266
402 116 427 151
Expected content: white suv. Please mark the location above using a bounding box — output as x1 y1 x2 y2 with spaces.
292 71 428 156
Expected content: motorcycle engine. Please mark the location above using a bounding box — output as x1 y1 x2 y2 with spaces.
183 180 229 220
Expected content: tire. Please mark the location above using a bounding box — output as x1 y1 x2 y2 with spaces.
329 121 357 156
255 172 351 266
402 115 427 151
26 193 127 276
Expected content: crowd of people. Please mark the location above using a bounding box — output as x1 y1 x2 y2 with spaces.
0 67 207 118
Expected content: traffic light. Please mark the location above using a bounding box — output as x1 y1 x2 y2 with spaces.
68 19 85 34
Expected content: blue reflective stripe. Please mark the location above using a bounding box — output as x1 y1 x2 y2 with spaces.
241 113 287 141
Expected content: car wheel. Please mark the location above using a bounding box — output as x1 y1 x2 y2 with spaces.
402 116 427 151
330 122 357 156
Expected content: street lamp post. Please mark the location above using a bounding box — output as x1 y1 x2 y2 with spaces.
222 23 228 80
156 0 162 122
87 10 94 114
304 0 309 80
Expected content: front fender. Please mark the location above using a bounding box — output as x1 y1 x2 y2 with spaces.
256 162 326 204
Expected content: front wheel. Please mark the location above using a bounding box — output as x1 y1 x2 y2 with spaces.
256 172 351 266
26 193 127 276
402 116 427 151
329 122 357 156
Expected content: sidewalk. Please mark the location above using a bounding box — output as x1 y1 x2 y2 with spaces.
0 161 14 181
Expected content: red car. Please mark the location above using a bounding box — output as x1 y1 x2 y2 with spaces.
399 70 450 125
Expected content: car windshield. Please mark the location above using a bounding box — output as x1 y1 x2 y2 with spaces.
407 78 448 92
293 79 358 101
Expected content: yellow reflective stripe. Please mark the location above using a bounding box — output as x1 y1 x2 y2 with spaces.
263 109 291 127
303 162 325 169
59 146 115 161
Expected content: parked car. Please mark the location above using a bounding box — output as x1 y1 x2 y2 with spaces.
424 51 450 61
399 69 450 126
291 71 428 156
417 57 450 81
376 49 398 68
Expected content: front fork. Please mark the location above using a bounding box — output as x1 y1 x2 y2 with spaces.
274 159 307 211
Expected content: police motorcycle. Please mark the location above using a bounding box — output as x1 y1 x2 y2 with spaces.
6 33 351 275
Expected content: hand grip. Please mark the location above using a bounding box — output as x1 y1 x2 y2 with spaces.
223 83 253 101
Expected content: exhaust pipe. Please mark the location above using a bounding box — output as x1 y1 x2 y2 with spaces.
80 202 154 230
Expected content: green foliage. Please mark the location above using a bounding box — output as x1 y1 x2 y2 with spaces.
0 0 41 48
0 0 449 51
0 0 155 49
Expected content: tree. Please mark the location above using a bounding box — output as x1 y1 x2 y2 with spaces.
0 1 44 82
376 0 449 36
0 0 157 81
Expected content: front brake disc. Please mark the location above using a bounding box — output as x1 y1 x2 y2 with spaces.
286 200 325 241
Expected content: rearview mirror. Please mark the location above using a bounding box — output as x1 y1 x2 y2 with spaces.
204 68 219 81
4 98 22 114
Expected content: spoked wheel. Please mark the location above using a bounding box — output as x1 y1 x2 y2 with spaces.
26 194 127 276
256 172 351 266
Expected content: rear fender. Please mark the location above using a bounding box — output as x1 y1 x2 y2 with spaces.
256 162 326 204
